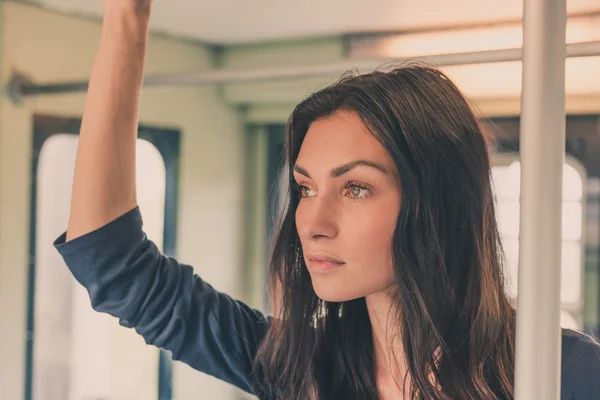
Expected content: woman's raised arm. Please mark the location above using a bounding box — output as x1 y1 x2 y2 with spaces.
56 2 271 394
67 0 151 241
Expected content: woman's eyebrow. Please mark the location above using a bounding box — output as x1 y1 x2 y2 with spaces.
293 160 390 179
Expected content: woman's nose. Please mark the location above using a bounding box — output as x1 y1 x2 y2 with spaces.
296 195 339 241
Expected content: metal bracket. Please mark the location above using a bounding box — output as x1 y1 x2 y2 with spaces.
5 72 34 105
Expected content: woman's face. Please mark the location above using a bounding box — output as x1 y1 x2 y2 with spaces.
294 111 402 302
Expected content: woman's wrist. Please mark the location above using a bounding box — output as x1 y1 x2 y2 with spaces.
101 4 151 46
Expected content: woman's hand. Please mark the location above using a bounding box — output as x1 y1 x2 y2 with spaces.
102 0 152 35
104 0 152 16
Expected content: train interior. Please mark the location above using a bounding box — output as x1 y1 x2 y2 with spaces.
0 0 599 399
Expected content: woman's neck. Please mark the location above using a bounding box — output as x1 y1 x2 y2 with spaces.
365 290 408 399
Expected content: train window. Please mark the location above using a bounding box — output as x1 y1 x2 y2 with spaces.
561 310 580 330
491 154 586 327
31 134 166 400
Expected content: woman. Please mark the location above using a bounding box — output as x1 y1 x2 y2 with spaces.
55 1 600 399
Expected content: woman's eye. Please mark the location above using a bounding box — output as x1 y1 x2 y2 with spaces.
345 181 372 200
300 186 316 198
350 186 363 197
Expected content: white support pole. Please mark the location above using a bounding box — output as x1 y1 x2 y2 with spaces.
514 0 566 399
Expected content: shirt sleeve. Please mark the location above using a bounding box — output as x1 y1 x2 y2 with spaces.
54 207 270 395
561 332 600 399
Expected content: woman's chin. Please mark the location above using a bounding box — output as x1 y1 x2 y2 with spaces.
311 281 365 303
310 274 397 303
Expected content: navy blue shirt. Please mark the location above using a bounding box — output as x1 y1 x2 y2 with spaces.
54 207 600 399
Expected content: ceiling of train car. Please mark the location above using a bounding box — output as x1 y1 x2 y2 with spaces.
24 0 600 44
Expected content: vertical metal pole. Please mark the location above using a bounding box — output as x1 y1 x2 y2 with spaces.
514 0 566 399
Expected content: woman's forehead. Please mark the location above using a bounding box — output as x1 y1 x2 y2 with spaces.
298 112 391 164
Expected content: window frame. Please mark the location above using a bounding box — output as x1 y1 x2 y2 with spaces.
24 114 181 400
491 152 587 323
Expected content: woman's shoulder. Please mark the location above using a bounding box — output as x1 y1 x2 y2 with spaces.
561 328 600 399
562 328 600 361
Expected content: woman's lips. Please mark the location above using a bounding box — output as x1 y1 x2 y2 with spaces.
306 253 345 273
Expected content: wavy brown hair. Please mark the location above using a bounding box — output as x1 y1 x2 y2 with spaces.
252 64 516 400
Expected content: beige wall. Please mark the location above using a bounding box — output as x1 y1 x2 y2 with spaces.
0 2 247 399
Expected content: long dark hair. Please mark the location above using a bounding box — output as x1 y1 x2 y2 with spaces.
252 64 516 400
